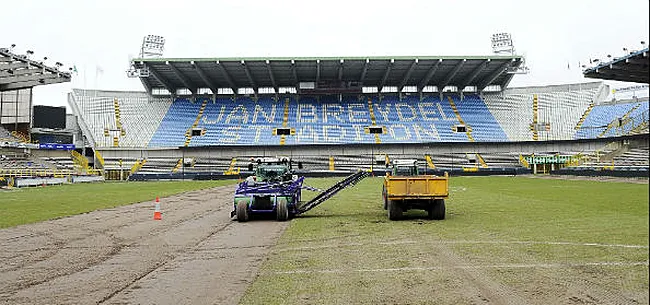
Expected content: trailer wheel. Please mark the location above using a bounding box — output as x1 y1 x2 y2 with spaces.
276 198 289 221
387 200 402 221
236 201 249 222
429 199 445 220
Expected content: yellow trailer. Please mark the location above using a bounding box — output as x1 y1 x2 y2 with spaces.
382 160 449 220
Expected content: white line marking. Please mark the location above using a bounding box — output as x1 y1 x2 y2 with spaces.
269 261 650 275
274 240 649 252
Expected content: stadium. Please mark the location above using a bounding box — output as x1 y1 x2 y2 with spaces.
1 9 649 305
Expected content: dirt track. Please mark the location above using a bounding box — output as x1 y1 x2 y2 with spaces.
0 185 288 305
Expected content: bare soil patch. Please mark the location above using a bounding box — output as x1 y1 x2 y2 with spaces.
0 185 288 305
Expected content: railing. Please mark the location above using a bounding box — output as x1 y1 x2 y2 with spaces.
10 131 30 143
224 158 239 175
0 168 102 178
476 153 488 168
519 154 529 168
425 155 437 169
575 103 595 130
184 100 208 147
95 150 105 168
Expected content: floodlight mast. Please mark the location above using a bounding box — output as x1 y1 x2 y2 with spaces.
127 35 165 79
491 32 515 55
491 32 529 75
140 35 165 58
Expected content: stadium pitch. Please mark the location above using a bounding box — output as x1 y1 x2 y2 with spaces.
0 176 647 304
242 176 649 305
0 180 233 228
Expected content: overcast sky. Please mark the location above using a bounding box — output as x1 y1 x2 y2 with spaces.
4 0 649 109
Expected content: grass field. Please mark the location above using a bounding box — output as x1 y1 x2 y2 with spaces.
0 180 234 228
241 176 649 305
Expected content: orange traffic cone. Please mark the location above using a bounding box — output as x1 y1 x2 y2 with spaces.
153 197 162 220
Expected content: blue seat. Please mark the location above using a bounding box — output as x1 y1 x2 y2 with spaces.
148 95 512 146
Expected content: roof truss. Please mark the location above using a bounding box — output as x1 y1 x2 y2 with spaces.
132 55 523 95
0 48 71 92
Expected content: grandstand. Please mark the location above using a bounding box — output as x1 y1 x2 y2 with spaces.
63 52 649 180
1 46 71 136
0 45 105 187
584 47 649 83
71 83 607 148
575 98 649 139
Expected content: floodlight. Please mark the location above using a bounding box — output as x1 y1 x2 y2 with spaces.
491 32 514 55
139 34 165 58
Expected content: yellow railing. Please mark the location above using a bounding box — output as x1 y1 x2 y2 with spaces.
575 103 594 130
476 153 488 168
329 156 335 171
224 158 239 175
367 98 382 144
425 155 436 169
95 150 105 168
531 94 539 141
0 167 101 178
280 98 291 145
447 96 474 142
10 131 30 143
519 154 529 168
185 100 209 147
171 158 183 173
129 159 147 174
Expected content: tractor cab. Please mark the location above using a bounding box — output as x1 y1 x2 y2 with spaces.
388 159 419 176
255 164 293 182
245 157 296 184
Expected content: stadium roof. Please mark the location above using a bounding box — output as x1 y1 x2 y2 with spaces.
583 48 649 84
131 55 524 95
0 48 72 91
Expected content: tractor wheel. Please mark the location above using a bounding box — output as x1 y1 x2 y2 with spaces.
276 198 289 221
430 199 445 220
387 200 402 221
236 201 249 222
